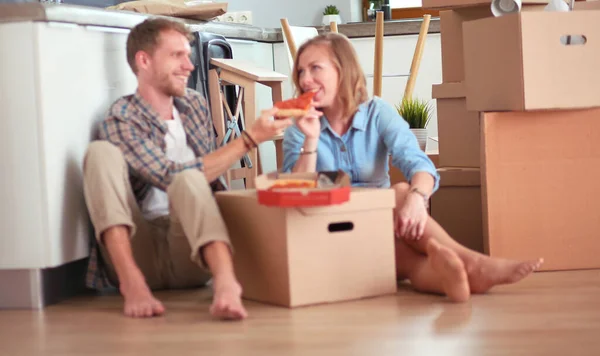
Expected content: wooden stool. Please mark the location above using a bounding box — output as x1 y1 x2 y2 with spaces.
208 58 287 189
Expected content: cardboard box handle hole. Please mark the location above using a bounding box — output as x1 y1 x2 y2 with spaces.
561 35 587 45
328 222 354 233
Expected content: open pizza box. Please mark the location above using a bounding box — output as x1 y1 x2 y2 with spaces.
256 170 351 207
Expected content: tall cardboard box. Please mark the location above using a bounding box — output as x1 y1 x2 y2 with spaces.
481 109 600 271
433 82 480 167
463 11 600 111
215 188 398 307
439 6 495 83
430 168 483 253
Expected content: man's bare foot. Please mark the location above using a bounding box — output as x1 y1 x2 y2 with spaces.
119 277 165 318
465 255 544 294
427 242 470 303
210 275 248 321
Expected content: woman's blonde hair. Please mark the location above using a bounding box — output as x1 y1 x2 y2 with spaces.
292 33 369 119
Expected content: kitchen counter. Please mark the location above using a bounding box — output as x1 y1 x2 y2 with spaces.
0 3 439 42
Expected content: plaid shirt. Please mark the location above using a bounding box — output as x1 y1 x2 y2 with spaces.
86 88 221 291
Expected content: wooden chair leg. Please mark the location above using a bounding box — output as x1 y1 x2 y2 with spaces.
330 21 338 33
373 11 384 98
404 14 431 101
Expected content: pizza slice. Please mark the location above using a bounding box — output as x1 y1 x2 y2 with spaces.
273 91 316 118
267 178 317 190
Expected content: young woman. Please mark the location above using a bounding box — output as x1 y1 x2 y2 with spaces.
281 33 543 302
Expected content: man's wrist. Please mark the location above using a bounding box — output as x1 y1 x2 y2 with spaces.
241 130 258 150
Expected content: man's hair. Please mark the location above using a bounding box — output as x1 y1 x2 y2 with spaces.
292 33 369 119
126 18 193 74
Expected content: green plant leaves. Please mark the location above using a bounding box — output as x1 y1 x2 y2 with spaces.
323 5 340 15
395 97 432 129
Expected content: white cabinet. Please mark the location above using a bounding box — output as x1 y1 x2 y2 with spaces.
0 21 137 269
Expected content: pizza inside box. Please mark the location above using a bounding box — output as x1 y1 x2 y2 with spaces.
256 170 351 207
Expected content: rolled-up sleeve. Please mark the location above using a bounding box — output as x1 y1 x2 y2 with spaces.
375 99 440 193
282 124 306 173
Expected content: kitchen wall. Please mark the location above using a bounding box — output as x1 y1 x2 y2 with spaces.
225 0 363 28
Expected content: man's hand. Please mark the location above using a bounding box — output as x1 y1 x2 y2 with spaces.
247 107 294 143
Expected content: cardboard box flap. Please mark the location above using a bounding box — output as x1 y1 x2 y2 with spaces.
438 168 481 187
432 82 466 99
107 0 227 21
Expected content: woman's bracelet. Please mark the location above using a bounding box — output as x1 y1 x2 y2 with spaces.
409 187 430 208
300 147 317 155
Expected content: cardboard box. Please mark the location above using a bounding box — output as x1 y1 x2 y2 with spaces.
215 188 398 307
464 11 600 111
440 7 491 83
430 167 483 253
576 0 600 10
481 109 600 271
423 0 579 10
433 82 480 167
439 4 547 82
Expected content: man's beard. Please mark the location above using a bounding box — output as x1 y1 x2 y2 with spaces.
155 70 187 97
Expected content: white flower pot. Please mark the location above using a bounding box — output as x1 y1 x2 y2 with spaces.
410 128 428 151
322 14 342 26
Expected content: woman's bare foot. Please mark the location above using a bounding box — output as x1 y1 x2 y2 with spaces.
465 255 544 294
119 277 165 318
427 242 470 303
210 275 248 321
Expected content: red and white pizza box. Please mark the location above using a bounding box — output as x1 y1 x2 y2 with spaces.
256 170 351 207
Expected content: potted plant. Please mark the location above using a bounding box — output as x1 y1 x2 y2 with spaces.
322 5 342 26
395 97 432 151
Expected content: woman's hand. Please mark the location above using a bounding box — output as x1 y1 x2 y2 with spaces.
294 107 323 139
394 191 429 240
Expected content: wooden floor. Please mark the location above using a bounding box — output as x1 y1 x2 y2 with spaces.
1 270 599 356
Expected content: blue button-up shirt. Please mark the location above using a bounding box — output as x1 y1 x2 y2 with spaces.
282 97 440 192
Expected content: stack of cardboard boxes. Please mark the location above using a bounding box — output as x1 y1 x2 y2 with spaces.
424 0 600 271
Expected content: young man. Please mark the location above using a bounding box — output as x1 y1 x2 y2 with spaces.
83 18 292 320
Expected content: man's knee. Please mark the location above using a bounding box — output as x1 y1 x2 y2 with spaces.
168 170 210 197
84 141 123 170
